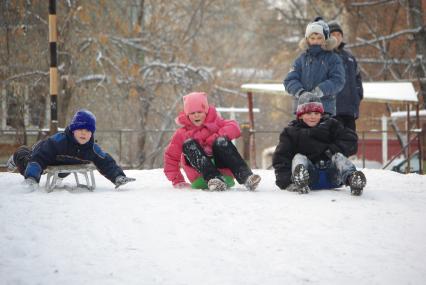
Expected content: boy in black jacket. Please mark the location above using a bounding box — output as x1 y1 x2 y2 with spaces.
7 109 135 191
272 93 366 195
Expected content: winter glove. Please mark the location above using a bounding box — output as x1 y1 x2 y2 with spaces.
114 176 136 189
295 88 306 98
174 182 191 189
312 86 324 98
24 177 39 192
206 133 219 146
324 149 333 159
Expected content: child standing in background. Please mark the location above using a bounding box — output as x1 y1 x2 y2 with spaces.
163 92 261 191
284 17 345 116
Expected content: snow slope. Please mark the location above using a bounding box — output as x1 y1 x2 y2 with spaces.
1 169 426 285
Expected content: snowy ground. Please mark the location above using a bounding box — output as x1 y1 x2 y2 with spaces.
1 168 426 285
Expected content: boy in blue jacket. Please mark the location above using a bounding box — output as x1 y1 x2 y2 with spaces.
7 109 135 191
328 20 363 131
284 17 345 116
272 93 367 195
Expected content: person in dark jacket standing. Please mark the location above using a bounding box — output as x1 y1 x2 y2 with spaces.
284 17 345 116
6 109 135 191
272 92 366 195
328 20 363 131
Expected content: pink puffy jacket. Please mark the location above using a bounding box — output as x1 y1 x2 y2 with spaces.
163 106 241 186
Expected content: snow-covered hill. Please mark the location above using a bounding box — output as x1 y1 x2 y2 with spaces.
1 169 426 285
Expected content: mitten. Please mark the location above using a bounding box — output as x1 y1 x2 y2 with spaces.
206 133 219 145
114 176 136 189
324 149 333 159
295 88 306 98
312 86 324 98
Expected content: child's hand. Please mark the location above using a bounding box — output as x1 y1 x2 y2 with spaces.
206 133 219 145
325 149 333 159
114 176 136 189
312 86 324 98
174 182 191 189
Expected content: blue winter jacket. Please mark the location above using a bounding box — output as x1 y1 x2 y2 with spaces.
284 43 345 115
334 43 363 118
25 127 125 183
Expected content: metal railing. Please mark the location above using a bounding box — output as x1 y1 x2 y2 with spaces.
0 127 424 174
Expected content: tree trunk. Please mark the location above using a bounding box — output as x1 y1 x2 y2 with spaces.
408 0 426 108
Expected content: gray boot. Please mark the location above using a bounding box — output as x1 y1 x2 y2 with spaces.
207 178 227 191
292 164 310 194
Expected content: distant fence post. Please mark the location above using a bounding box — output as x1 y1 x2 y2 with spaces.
241 123 250 161
1 88 6 130
422 123 426 174
49 0 58 134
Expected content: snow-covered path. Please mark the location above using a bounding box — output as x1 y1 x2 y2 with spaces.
1 169 426 285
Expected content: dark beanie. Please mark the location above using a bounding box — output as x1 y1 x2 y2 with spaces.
69 109 96 133
328 20 343 35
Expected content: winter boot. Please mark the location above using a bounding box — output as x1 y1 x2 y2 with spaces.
293 164 310 194
244 174 261 191
348 171 366 196
285 183 300 192
10 146 32 175
6 154 17 172
207 178 227 191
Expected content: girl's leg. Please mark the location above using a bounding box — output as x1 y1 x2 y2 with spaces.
182 139 223 182
212 137 253 184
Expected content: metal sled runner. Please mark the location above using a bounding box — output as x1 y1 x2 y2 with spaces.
44 164 97 192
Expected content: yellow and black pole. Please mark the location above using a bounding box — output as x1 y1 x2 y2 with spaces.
49 0 58 134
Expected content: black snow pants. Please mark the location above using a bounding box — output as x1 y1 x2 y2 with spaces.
182 136 253 184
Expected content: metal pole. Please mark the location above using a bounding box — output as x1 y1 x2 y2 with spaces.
382 115 388 165
406 103 410 173
416 104 423 174
362 131 365 169
247 92 257 168
49 0 58 134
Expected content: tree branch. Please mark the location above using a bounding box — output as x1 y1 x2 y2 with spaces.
347 27 424 48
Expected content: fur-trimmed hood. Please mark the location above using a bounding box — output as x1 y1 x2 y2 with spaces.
298 36 338 51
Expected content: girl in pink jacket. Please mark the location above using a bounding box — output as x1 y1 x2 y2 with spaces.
163 92 261 191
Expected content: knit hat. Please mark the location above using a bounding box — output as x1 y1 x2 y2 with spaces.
296 92 324 117
328 20 343 35
183 92 209 115
69 109 96 133
305 17 330 40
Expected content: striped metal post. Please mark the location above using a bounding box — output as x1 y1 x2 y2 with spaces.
49 0 58 134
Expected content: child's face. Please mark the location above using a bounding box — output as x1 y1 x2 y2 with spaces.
307 33 324 46
73 129 92 144
300 112 322 127
188 111 207 126
331 31 343 46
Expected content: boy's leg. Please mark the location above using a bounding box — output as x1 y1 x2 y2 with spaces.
8 146 32 176
291 154 317 193
212 136 260 190
331 152 366 195
182 139 226 191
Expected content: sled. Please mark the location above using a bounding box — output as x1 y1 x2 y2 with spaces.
310 169 341 190
44 164 97 192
